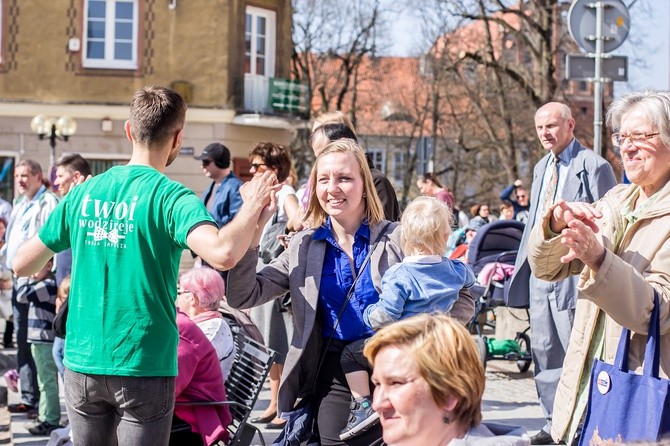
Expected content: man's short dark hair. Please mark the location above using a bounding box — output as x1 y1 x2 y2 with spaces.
128 86 187 148
56 154 92 177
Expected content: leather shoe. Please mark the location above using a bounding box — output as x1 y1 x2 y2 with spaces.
265 420 286 430
531 430 556 445
7 403 34 413
250 412 276 424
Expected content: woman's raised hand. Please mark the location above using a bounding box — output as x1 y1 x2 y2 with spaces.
550 199 601 234
551 200 606 270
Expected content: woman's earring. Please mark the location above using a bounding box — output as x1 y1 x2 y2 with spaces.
363 193 367 198
443 416 450 425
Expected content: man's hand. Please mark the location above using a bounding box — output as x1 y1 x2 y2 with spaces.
514 179 523 187
190 170 282 270
67 174 92 195
257 192 278 229
240 171 280 208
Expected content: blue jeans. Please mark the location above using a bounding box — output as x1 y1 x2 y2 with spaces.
64 368 175 446
52 337 65 378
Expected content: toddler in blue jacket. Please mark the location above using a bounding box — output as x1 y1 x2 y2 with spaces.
338 196 475 440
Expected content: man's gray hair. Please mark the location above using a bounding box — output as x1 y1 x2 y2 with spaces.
16 159 42 176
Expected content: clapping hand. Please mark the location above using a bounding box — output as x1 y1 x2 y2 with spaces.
550 200 606 270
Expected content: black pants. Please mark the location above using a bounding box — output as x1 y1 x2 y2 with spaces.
169 413 204 446
314 348 383 446
339 338 370 375
3 319 13 347
12 288 38 407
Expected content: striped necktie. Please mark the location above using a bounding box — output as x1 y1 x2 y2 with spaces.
541 154 559 214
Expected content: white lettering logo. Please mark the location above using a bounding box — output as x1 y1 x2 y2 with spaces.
80 194 139 248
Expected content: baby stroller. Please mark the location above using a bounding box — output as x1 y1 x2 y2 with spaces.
466 220 531 373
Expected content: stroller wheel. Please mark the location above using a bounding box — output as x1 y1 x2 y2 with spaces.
474 336 488 367
514 332 531 373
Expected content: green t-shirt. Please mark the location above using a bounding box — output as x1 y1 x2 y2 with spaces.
39 165 216 376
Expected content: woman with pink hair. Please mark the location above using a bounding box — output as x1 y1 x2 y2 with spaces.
177 268 236 380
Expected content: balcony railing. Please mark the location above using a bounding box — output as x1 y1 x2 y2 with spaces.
243 73 270 112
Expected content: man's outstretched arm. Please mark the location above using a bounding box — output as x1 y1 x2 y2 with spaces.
12 236 55 277
187 170 279 271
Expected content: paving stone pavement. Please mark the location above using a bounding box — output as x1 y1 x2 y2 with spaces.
243 360 544 446
1 348 544 445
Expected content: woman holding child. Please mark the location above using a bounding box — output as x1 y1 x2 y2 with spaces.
227 138 475 445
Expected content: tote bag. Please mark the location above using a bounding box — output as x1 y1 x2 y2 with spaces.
579 292 670 444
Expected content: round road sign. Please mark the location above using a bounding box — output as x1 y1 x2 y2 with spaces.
568 0 630 54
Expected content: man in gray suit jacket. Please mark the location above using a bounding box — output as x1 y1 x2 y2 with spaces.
507 102 617 445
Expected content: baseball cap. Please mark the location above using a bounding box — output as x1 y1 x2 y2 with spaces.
194 142 231 168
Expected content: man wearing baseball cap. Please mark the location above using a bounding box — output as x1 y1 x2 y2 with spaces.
194 142 243 228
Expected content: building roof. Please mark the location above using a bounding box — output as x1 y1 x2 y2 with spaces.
310 55 434 137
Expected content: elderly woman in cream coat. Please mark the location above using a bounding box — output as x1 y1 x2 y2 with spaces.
527 90 670 445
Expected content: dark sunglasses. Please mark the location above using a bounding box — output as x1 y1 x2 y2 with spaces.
250 162 267 170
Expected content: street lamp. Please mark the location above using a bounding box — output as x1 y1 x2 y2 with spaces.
30 115 77 167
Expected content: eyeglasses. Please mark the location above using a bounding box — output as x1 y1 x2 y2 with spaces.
517 195 527 199
177 288 192 295
250 162 267 170
611 131 660 147
201 159 212 167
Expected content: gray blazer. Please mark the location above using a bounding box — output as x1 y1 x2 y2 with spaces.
227 220 474 414
507 139 617 310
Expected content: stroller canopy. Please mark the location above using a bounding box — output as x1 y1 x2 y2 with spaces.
467 220 525 275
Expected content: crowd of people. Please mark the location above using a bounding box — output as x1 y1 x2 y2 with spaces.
2 85 669 446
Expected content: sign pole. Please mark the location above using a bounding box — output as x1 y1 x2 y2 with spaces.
593 1 604 157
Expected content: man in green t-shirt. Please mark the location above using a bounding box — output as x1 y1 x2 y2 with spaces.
12 86 278 446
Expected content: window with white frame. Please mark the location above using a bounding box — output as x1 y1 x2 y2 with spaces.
244 6 276 77
367 148 385 172
416 137 433 175
393 151 405 183
83 0 138 69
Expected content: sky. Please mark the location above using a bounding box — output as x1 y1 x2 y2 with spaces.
613 1 670 93
385 1 669 95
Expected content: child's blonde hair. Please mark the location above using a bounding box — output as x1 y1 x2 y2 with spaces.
58 275 71 301
401 196 453 255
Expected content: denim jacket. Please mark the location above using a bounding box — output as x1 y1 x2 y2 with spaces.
200 172 243 227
